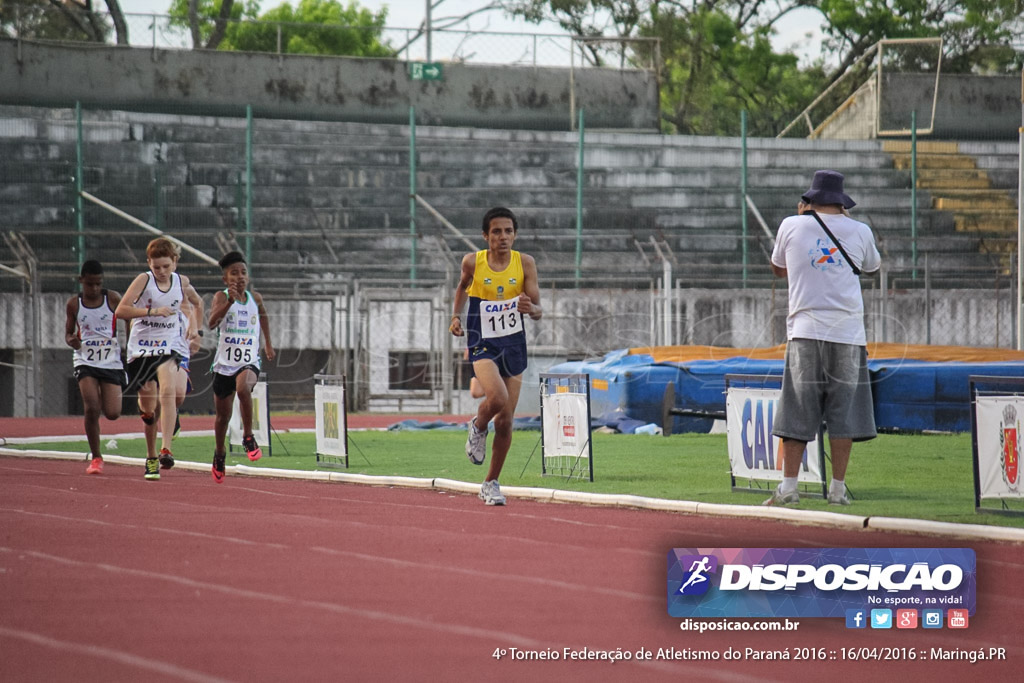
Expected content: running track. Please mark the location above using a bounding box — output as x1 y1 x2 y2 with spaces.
0 418 1021 681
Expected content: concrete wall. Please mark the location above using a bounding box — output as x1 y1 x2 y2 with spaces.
2 287 1014 416
0 39 659 131
821 73 1020 140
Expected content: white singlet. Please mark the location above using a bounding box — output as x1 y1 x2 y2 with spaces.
211 291 262 375
126 272 184 362
73 291 123 370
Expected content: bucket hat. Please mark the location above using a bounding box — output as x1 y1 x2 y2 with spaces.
801 170 856 209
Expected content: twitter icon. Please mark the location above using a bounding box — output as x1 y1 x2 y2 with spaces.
870 609 893 629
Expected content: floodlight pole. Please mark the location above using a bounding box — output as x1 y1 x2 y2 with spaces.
575 108 584 283
409 106 418 282
75 101 84 272
425 0 432 62
741 110 748 287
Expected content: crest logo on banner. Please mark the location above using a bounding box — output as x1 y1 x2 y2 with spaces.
1000 404 1020 491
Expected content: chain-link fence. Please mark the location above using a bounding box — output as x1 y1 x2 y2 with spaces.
0 7 587 67
0 26 1019 417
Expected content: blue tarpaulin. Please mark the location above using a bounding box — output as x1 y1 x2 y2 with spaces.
549 348 1024 434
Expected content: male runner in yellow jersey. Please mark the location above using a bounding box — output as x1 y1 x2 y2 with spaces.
450 207 542 506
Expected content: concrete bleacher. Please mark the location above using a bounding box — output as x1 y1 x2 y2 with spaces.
0 105 1018 292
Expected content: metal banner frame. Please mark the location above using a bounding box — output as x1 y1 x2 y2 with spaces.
315 374 348 469
724 374 827 499
228 373 271 457
539 372 593 482
970 375 1024 517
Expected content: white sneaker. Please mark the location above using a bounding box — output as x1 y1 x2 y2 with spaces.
827 490 852 505
479 480 506 506
465 419 487 465
762 485 800 506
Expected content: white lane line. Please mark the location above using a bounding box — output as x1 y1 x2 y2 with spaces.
309 546 656 603
2 467 678 549
0 625 231 683
0 545 552 649
0 498 653 558
0 547 739 680
0 508 288 550
0 507 649 602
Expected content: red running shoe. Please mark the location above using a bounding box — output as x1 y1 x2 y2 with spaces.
86 458 103 475
212 452 225 484
242 434 262 462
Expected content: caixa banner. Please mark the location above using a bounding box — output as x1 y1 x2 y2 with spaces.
667 548 976 618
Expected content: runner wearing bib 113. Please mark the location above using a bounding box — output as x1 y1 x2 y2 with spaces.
450 207 543 507
464 249 528 377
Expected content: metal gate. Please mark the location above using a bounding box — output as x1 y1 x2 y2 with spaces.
353 284 453 413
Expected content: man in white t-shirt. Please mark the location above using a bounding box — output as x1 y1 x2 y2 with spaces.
766 170 881 507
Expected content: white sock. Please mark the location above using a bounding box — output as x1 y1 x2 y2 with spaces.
830 478 846 495
780 476 799 494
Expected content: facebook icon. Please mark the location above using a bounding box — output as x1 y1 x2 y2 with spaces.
845 609 867 629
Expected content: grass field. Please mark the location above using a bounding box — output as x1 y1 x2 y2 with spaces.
15 424 1024 530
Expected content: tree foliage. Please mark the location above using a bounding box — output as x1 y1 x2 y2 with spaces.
814 0 1024 76
1 0 126 44
503 0 1024 136
168 0 392 57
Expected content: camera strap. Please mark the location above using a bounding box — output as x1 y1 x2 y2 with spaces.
806 210 861 276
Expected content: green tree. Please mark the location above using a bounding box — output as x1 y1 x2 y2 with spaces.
505 1 1023 135
171 0 246 51
814 0 1024 76
1 0 126 44
505 1 828 135
647 3 826 135
169 0 392 57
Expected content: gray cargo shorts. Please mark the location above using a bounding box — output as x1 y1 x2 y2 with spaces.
772 338 877 443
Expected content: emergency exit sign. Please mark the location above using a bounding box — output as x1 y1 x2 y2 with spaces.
409 62 443 81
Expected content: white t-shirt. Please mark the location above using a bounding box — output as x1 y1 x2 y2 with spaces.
771 212 881 345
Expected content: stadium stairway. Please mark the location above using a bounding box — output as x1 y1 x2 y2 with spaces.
0 105 1018 293
884 139 1018 275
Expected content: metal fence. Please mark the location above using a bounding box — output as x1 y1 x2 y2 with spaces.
0 33 1020 417
0 8 593 68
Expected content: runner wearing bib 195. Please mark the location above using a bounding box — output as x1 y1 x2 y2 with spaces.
450 207 543 506
207 251 275 483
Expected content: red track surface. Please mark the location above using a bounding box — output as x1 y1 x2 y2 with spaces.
1 454 1021 682
0 413 469 438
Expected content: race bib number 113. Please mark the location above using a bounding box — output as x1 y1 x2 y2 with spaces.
481 296 521 339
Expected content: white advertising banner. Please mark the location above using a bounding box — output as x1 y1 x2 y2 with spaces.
543 391 590 458
726 386 824 485
974 395 1023 499
315 381 347 458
